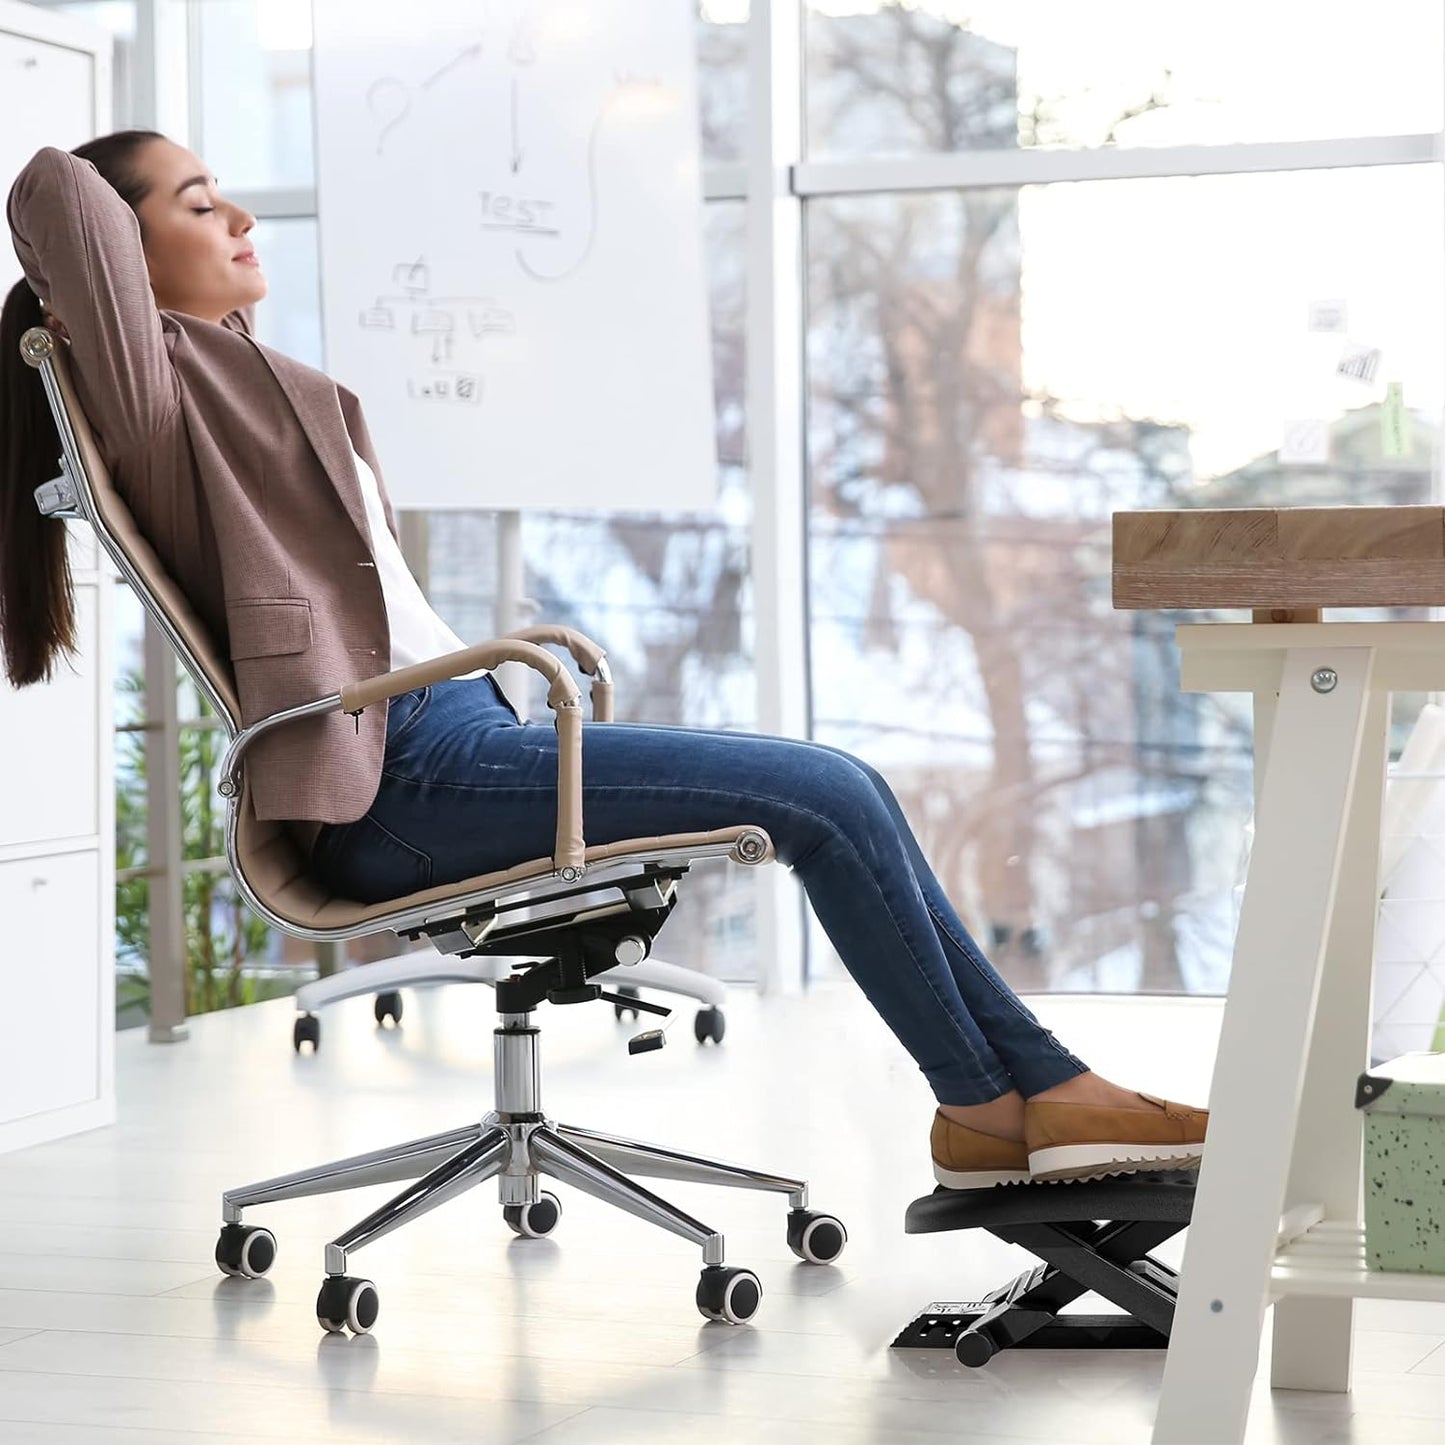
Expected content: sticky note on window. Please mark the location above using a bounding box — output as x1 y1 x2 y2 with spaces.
1381 381 1408 459
1338 342 1382 384
1281 420 1330 465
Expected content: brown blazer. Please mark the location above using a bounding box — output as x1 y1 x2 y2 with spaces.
8 146 403 826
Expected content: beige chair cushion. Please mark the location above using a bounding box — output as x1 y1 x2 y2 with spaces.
241 810 771 932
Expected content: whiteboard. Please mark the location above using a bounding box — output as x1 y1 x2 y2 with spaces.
310 0 716 512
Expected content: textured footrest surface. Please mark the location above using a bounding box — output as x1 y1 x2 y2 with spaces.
904 1173 1198 1234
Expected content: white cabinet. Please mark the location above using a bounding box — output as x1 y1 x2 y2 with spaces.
0 2 106 297
0 850 104 1121
0 1 115 1156
0 573 114 1156
0 586 102 850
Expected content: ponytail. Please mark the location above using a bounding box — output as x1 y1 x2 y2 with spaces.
0 129 163 688
0 277 74 686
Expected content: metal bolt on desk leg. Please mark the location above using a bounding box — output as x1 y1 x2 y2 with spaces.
1311 668 1338 694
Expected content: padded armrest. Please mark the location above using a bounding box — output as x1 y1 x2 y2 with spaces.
227 639 587 876
351 639 584 873
340 638 579 712
505 624 614 722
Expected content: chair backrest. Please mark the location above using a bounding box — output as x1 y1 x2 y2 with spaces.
30 336 344 930
44 340 242 728
28 330 776 943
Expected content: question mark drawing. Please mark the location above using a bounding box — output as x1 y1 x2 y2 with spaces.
368 77 412 156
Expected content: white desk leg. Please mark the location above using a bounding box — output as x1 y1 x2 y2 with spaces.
1153 647 1374 1445
1270 684 1386 1389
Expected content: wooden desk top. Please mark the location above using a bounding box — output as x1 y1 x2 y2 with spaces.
1113 507 1445 611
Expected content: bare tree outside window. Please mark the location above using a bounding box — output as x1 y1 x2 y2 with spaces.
801 4 1439 995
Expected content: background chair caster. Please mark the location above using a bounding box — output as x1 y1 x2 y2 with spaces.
503 1190 562 1238
615 986 727 1045
696 1265 762 1324
373 989 403 1027
317 1275 379 1335
214 1223 276 1279
693 1005 726 1044
787 1208 847 1264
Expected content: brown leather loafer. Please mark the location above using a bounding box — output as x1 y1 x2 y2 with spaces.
1024 1092 1208 1183
930 1110 1032 1189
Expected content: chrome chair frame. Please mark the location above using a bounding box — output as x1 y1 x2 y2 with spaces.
21 325 846 1335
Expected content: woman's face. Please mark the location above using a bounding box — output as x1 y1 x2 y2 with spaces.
131 138 267 323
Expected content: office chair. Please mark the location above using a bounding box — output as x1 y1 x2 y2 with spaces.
22 325 846 1334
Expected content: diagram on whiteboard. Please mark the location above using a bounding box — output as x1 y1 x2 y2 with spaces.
357 257 514 401
313 0 715 511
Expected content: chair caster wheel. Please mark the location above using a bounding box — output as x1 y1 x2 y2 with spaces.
214 1223 276 1279
293 1013 320 1052
374 990 403 1026
786 1209 847 1264
693 1006 725 1045
316 1275 379 1335
503 1191 561 1238
613 984 641 1021
696 1265 761 1324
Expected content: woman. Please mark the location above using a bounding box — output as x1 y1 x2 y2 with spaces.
2 132 1207 1189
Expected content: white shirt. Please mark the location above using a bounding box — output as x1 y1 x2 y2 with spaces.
351 447 487 680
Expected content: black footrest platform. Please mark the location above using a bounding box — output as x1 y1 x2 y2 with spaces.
905 1170 1198 1234
894 1172 1198 1368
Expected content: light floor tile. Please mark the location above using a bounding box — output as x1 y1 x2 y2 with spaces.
0 1368 579 1441
520 1404 980 1444
0 984 1437 1444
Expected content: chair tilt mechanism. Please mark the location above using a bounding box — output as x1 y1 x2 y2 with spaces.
893 1172 1198 1368
396 852 688 1052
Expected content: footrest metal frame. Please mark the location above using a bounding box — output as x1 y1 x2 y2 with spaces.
893 1172 1197 1367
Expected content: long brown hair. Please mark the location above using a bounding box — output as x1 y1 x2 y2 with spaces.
0 129 163 688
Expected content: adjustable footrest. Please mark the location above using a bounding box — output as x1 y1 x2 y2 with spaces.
892 1171 1197 1367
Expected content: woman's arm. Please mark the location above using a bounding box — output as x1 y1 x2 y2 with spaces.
6 146 179 456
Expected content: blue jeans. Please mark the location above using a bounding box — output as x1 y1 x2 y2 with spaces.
311 675 1089 1105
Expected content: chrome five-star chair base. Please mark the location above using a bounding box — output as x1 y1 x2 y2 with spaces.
217 885 848 1336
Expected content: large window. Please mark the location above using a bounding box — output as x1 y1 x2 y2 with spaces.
806 167 1442 992
51 0 1445 1003
804 2 1444 157
801 5 1443 994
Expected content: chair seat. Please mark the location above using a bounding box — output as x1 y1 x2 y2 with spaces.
239 803 774 932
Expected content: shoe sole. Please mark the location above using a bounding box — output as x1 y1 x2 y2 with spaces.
1027 1142 1204 1184
932 1162 1033 1190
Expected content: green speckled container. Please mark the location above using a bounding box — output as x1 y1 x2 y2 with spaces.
1356 1052 1445 1273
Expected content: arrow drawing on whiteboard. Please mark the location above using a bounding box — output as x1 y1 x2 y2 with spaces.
368 40 484 155
515 88 628 284
421 40 483 91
